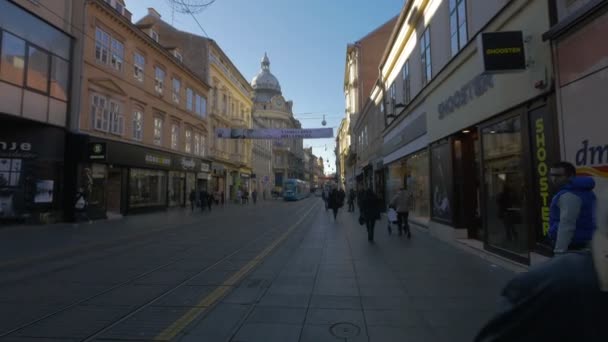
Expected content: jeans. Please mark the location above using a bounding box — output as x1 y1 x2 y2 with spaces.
397 212 410 236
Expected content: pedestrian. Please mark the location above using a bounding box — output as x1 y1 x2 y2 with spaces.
347 188 356 212
390 186 413 238
338 188 346 209
189 189 196 211
200 189 207 212
328 188 342 221
237 189 243 204
262 189 266 201
322 187 329 211
548 161 597 254
360 189 381 242
74 187 91 223
220 191 225 206
252 189 258 204
207 191 213 211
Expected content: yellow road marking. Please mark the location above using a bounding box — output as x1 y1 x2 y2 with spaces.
156 201 318 340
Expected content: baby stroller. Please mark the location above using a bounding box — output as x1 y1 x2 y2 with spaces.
387 206 398 235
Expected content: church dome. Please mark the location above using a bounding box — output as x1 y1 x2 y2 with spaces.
251 53 281 93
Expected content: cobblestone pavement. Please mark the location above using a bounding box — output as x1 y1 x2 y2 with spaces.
0 198 513 341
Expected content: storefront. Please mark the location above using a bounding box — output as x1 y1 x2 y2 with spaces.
544 0 608 229
425 0 557 263
68 134 211 219
383 103 430 226
0 117 66 223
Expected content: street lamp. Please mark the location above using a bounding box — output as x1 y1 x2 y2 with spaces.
322 115 327 126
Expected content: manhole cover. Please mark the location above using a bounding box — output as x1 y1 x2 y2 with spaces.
330 322 361 338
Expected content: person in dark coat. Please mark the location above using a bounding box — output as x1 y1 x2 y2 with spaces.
347 189 356 212
199 190 207 212
361 189 381 242
207 192 213 211
328 188 342 221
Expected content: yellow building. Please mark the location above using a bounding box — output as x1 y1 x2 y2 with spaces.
69 0 211 218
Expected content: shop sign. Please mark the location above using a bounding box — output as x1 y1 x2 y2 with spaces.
530 115 551 236
438 74 494 120
145 154 171 167
241 173 250 178
200 162 210 173
180 158 196 170
88 142 106 161
480 31 526 72
0 141 35 158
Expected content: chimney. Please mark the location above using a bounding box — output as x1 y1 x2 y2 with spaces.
148 7 161 19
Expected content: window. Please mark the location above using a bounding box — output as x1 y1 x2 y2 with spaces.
1 32 26 85
109 101 124 135
402 60 410 104
200 97 207 117
155 67 164 94
134 52 144 82
186 88 193 111
132 110 143 141
194 133 200 155
50 56 69 100
222 94 227 114
173 50 182 62
171 123 179 150
389 83 396 114
195 94 202 116
450 0 468 56
95 27 123 71
185 129 192 153
172 78 180 103
91 94 109 132
26 45 49 93
201 135 206 157
0 158 22 188
150 30 159 42
95 27 110 64
153 117 163 145
420 27 432 85
115 2 123 14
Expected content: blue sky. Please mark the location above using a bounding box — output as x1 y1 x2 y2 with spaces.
128 0 402 174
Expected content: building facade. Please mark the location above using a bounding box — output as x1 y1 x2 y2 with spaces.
134 8 253 203
377 0 556 264
251 54 304 193
0 0 75 223
251 117 273 199
66 0 211 219
346 16 397 200
544 0 608 227
335 118 350 190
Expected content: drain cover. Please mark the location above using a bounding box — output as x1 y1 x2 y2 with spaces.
330 322 361 338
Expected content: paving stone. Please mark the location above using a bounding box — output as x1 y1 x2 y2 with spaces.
309 295 361 309
256 294 311 308
367 325 437 342
179 303 251 341
299 325 344 342
305 308 365 326
186 269 234 286
231 323 302 342
98 305 194 340
152 285 218 307
245 307 306 325
364 308 427 327
83 284 171 307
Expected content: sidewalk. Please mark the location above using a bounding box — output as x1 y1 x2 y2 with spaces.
179 205 514 342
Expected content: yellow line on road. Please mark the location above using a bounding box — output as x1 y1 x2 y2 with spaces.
156 201 318 341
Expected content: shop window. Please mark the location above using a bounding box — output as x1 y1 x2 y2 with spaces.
420 27 432 85
0 158 21 187
430 141 453 223
450 0 468 56
129 168 167 208
133 52 144 82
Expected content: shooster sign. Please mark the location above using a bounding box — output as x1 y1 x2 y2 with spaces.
479 31 526 72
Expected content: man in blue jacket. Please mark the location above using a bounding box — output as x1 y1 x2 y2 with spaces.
548 161 597 253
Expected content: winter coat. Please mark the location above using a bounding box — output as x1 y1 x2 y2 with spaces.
390 189 412 213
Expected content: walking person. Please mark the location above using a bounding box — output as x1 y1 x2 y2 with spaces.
322 187 329 211
207 191 213 211
220 191 225 206
252 189 258 204
328 188 342 221
200 189 207 212
390 186 413 238
548 161 597 253
189 189 196 212
237 189 243 205
361 189 381 242
347 188 356 212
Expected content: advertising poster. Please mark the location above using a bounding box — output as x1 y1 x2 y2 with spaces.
431 142 453 223
34 180 54 203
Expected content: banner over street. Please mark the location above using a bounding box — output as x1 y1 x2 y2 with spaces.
215 128 333 139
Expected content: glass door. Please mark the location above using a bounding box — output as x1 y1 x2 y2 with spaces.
481 115 529 259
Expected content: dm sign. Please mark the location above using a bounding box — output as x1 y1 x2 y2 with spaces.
480 31 526 72
88 142 106 161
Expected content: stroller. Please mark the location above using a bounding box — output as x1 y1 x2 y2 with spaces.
387 206 398 235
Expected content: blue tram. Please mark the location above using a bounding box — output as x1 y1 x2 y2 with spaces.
283 179 310 201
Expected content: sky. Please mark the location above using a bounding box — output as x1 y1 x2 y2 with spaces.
128 0 402 175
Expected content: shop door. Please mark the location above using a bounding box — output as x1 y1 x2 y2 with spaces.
453 130 482 239
106 168 122 215
481 115 530 262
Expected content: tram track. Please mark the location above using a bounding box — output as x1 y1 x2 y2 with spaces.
0 199 318 341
